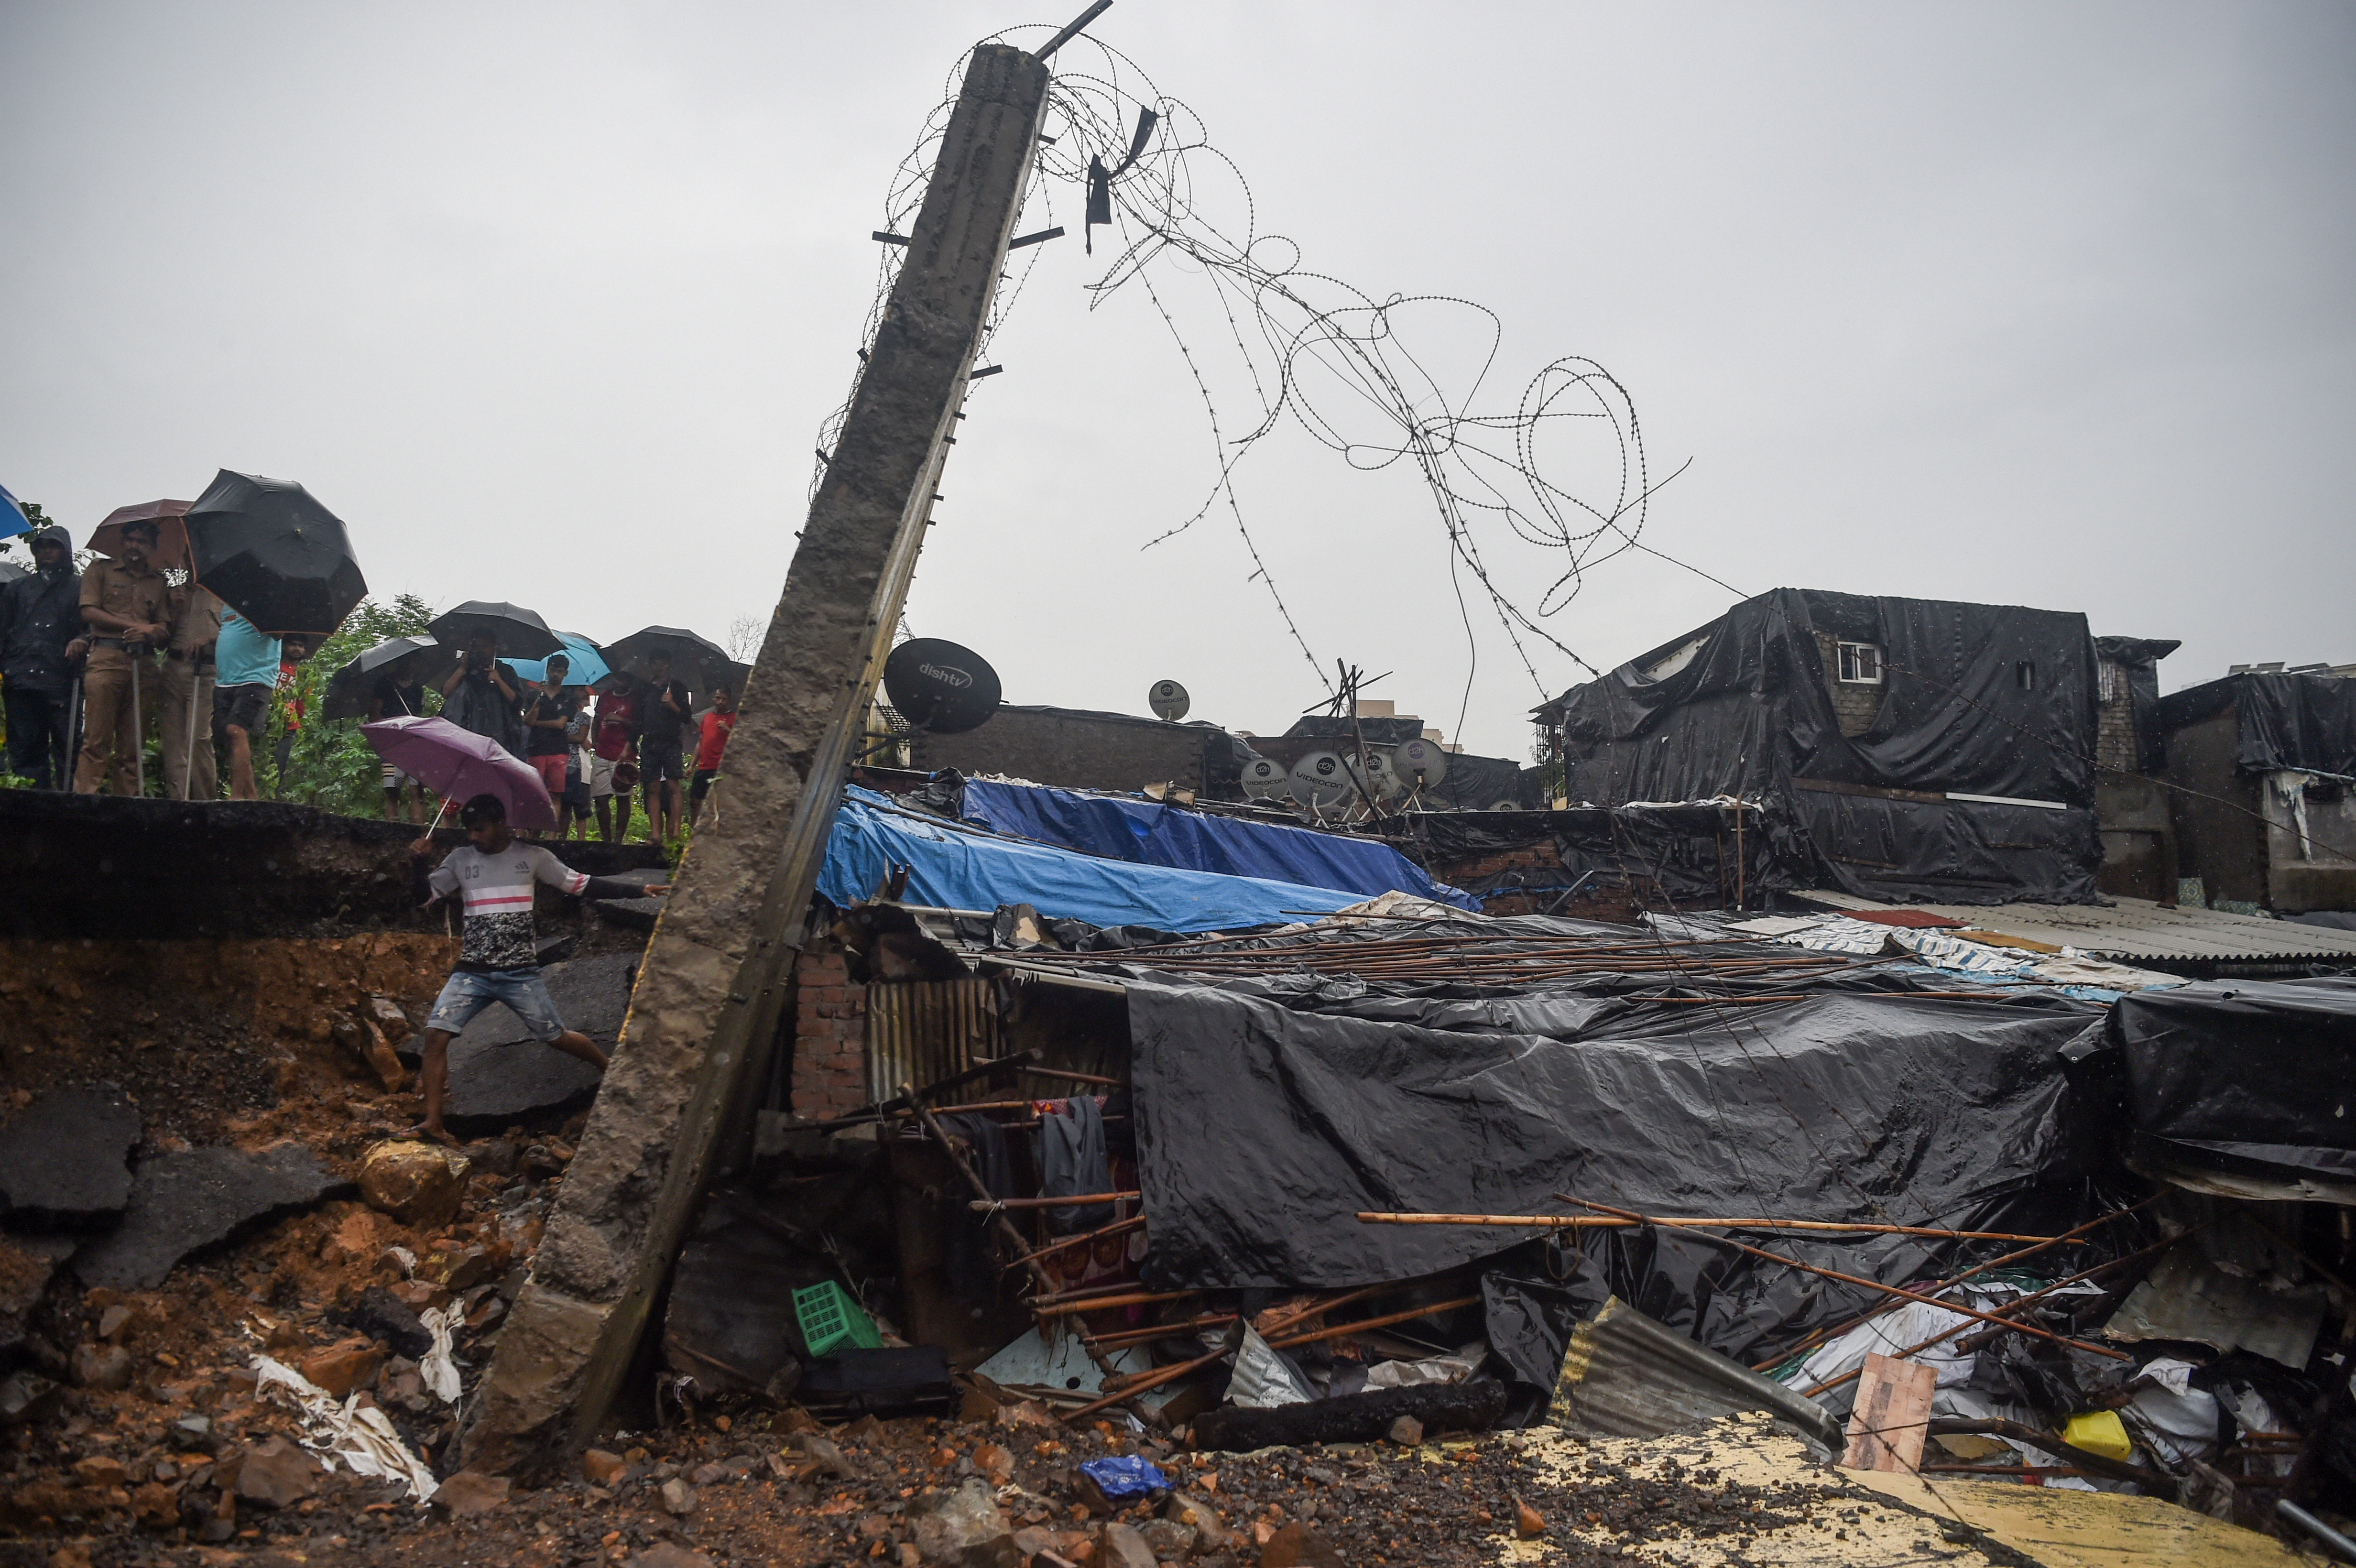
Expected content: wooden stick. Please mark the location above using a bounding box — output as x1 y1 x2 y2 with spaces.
1082 1313 1238 1350
1559 1196 2127 1361
1002 1212 1148 1272
972 1192 1141 1212
806 1052 1040 1130
1266 1295 1483 1350
1033 1289 1201 1317
1056 1286 1365 1426
1018 1066 1121 1088
1357 1211 2080 1244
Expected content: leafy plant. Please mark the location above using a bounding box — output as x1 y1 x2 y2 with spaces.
260 593 440 813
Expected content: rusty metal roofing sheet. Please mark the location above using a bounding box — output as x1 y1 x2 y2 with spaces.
1549 1295 1843 1450
1791 892 2356 962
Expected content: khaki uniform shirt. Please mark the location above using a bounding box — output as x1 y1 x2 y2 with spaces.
78 558 177 670
169 584 224 664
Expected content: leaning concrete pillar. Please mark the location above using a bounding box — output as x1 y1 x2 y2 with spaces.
462 42 1052 1476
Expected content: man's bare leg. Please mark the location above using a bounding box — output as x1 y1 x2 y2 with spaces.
546 1029 608 1071
407 1027 459 1145
226 726 258 802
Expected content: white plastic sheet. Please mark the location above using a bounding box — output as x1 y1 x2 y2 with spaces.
251 1353 439 1503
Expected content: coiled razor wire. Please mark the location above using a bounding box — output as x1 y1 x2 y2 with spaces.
815 26 1701 733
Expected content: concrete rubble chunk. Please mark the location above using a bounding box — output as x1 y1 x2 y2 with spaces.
1099 1521 1157 1568
235 1436 322 1508
439 952 635 1126
1166 1493 1228 1550
659 1476 698 1516
431 1470 510 1516
0 1239 60 1356
0 1372 61 1427
910 1478 1019 1567
0 1086 139 1229
628 1546 713 1568
358 1140 468 1229
70 1144 348 1293
1256 1522 1344 1568
69 1342 132 1391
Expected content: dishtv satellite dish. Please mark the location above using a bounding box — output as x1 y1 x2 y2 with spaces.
1348 746 1404 802
883 638 1002 734
1289 750 1355 813
1240 756 1289 800
1148 680 1191 721
1392 737 1449 789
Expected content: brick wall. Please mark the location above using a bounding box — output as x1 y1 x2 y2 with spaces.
790 947 869 1120
2095 663 2140 774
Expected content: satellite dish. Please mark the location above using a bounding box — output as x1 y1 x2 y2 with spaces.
1393 737 1449 789
1148 680 1191 722
1289 750 1354 813
1240 756 1289 800
1348 746 1404 802
1487 799 1524 812
883 638 1002 734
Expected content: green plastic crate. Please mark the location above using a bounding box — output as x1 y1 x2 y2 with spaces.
794 1280 883 1359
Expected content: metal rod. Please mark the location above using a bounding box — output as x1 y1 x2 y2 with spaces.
1032 0 1113 62
1560 1195 2127 1361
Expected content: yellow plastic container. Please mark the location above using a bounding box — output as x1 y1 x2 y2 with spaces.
2060 1410 2133 1462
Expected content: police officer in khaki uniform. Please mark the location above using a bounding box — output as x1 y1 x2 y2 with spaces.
74 517 179 795
160 581 222 800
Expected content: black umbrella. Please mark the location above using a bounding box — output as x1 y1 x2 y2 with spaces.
322 635 441 721
602 625 733 691
185 470 369 638
427 600 564 660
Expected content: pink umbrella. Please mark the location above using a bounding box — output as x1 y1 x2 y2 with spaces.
361 716 556 830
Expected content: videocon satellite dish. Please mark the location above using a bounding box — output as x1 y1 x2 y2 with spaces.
1348 746 1404 802
1393 737 1449 788
1240 756 1289 800
882 637 1002 734
1148 680 1191 722
1289 750 1355 812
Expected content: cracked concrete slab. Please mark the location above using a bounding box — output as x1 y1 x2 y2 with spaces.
0 1086 139 1230
71 1144 350 1292
438 954 635 1128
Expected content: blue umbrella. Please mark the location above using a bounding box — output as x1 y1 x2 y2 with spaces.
0 481 33 541
511 632 609 687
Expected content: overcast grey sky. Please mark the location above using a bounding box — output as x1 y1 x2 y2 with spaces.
5 2 2350 759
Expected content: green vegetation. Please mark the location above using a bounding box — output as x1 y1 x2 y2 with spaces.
258 592 439 814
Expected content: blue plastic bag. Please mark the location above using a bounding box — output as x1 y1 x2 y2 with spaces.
1079 1455 1169 1499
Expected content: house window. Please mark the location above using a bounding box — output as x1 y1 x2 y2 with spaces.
1836 642 1883 684
2016 660 2037 690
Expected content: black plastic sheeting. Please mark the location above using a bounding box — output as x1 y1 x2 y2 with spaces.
1540 588 2104 904
1128 970 2114 1366
2154 672 2356 778
2103 977 2356 1185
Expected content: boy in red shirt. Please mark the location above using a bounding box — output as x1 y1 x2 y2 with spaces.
688 681 737 827
589 671 640 842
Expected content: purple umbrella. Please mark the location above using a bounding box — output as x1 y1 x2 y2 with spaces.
361 715 556 831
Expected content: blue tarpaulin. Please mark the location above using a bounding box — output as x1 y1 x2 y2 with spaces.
958 778 1477 911
819 788 1366 933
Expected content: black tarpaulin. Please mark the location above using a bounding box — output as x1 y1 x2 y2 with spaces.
1395 802 1794 907
1128 972 2109 1363
2106 977 2356 1186
1541 588 2103 904
2155 672 2356 777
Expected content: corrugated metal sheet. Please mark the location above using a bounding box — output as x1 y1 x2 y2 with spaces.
865 977 1000 1102
1793 891 2356 963
1549 1296 1843 1450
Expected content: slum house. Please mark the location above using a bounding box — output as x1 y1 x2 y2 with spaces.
1530 587 2129 908
2148 668 2356 915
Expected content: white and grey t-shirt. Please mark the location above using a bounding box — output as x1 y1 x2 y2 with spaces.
426 844 591 971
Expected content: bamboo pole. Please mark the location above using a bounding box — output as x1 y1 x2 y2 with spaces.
971 1192 1141 1211
1002 1212 1148 1272
1357 1211 2080 1244
1265 1294 1483 1351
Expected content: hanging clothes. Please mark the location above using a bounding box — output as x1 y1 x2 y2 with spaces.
1040 1095 1112 1234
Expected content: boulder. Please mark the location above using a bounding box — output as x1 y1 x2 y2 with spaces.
1257 1523 1343 1568
1165 1493 1228 1550
909 1477 1019 1567
0 1086 139 1229
0 1372 60 1427
367 995 414 1046
357 1141 467 1229
69 1342 133 1391
437 953 634 1127
659 1477 698 1516
582 1448 626 1487
1135 1518 1197 1560
71 1145 347 1293
336 1284 431 1360
1099 1522 1156 1568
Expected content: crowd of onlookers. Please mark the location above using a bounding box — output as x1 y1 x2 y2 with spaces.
0 518 735 842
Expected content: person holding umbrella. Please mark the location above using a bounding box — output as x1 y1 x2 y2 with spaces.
0 523 87 789
74 517 177 795
633 652 693 844
520 652 581 838
368 654 432 822
436 631 524 757
158 582 222 801
407 792 668 1144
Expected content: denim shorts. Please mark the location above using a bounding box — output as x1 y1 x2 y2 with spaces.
425 968 567 1042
